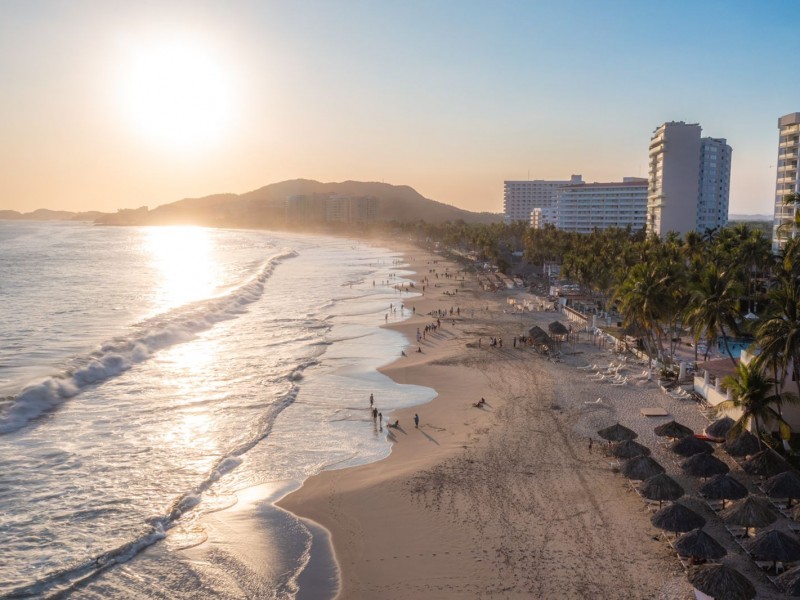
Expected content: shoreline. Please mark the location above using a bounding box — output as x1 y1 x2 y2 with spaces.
277 241 785 599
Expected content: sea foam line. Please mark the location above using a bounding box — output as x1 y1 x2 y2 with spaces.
3 361 318 600
0 250 297 435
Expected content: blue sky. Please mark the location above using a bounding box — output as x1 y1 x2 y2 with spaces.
1 0 797 215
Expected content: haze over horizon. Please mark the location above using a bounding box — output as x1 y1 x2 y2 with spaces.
2 1 798 216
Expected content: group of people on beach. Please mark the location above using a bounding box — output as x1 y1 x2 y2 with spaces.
369 393 419 430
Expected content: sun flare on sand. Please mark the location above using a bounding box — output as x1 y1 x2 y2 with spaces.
117 31 237 152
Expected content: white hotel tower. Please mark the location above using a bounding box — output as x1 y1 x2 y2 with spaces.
772 112 800 252
503 175 582 223
647 121 731 237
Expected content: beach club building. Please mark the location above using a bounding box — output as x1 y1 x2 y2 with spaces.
694 352 800 436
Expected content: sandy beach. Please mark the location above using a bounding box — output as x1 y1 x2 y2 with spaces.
279 244 787 599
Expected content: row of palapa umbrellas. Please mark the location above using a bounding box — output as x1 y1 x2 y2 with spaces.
598 417 800 599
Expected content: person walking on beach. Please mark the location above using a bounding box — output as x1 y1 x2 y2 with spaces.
372 407 378 421
370 393 374 408
378 412 383 430
414 413 419 428
589 438 593 453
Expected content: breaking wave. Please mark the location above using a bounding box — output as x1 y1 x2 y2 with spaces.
0 250 297 435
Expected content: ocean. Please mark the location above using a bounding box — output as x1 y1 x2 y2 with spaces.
0 221 434 599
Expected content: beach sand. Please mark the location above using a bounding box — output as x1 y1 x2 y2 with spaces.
279 244 786 599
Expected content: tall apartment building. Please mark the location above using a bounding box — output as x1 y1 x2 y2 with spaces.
503 175 582 223
647 121 731 237
697 138 732 233
772 112 800 252
547 178 648 234
286 194 378 224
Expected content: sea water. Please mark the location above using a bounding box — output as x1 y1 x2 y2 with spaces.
0 221 433 599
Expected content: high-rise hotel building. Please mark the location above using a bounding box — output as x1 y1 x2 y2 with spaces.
503 175 583 223
772 112 800 252
647 121 731 237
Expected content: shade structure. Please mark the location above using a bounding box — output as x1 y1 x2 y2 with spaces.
639 473 684 508
776 565 800 596
742 449 791 478
698 474 748 509
688 564 756 600
723 431 760 457
621 455 665 480
651 501 706 534
675 528 727 561
706 416 735 441
743 530 800 571
721 496 779 531
610 439 651 459
680 452 729 478
597 422 638 442
548 321 569 336
527 326 554 347
764 470 800 506
654 420 694 439
670 435 714 457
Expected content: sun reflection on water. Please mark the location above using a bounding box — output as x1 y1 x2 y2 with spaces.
143 226 221 311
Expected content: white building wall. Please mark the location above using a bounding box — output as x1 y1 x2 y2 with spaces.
697 138 732 233
772 112 800 252
647 121 702 237
553 179 647 233
504 175 582 223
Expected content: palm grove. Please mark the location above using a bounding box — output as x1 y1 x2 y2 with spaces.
393 195 800 447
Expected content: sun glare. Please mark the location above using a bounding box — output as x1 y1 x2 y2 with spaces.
118 32 237 152
144 226 221 310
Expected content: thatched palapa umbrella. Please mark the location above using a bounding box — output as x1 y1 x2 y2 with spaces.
639 473 684 508
651 502 706 536
680 452 729 479
654 420 694 439
548 321 569 337
528 326 554 348
610 439 651 459
675 528 727 561
721 496 779 537
776 565 800 596
723 431 760 457
743 529 800 573
688 564 756 600
764 470 800 508
698 474 748 509
743 449 791 478
670 435 714 457
621 455 665 480
705 416 735 441
597 423 638 443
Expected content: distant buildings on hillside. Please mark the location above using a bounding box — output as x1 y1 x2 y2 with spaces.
507 121 732 237
286 194 378 225
772 112 800 252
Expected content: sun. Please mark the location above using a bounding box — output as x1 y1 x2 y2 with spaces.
117 32 237 153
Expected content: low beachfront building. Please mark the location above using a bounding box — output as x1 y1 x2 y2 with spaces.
694 351 800 436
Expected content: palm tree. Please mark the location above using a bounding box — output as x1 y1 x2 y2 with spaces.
718 361 789 448
755 272 800 399
685 265 743 365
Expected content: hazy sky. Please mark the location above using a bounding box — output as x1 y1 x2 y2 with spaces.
1 0 798 215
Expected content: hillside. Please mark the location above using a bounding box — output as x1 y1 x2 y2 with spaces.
97 180 499 226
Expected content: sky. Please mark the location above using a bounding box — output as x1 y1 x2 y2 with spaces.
1 0 798 216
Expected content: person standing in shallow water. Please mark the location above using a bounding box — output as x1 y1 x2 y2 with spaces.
414 413 419 428
369 393 374 408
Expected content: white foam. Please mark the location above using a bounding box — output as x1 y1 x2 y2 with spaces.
0 250 297 434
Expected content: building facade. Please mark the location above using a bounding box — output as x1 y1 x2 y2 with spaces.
549 178 648 234
697 138 732 233
647 122 731 237
772 112 800 252
286 194 378 225
503 175 582 223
